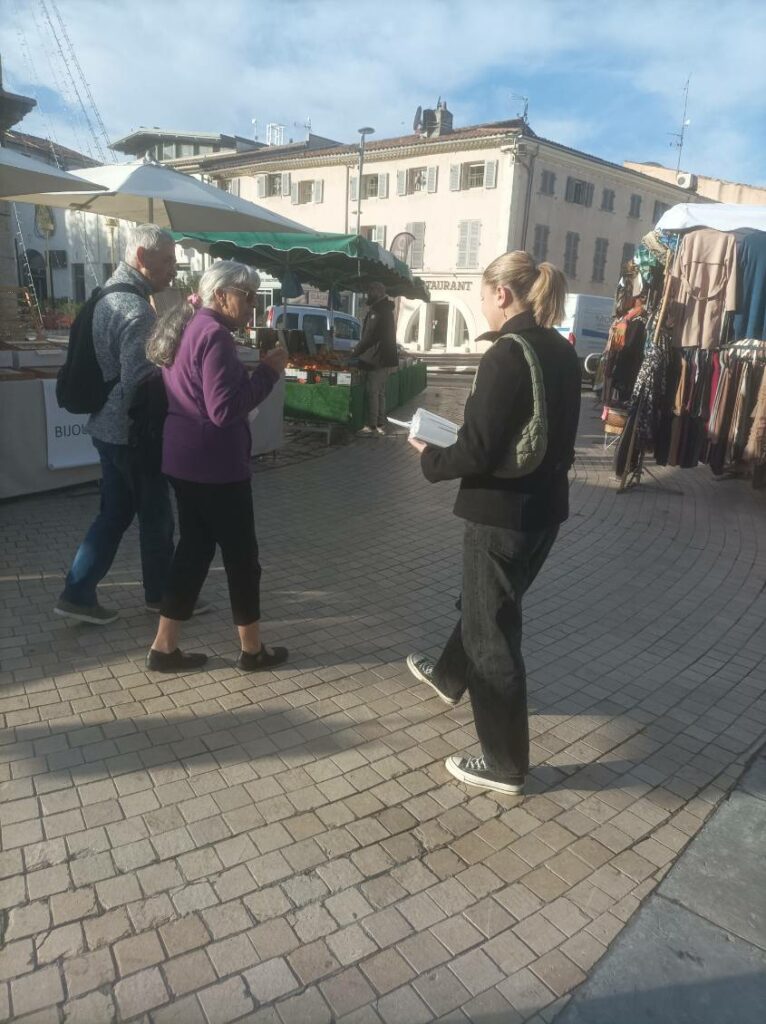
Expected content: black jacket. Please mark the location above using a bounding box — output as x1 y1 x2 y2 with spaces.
353 297 398 369
421 311 581 530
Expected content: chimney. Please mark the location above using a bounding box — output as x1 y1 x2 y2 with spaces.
434 100 453 136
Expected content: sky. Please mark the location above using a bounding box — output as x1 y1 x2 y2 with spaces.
2 0 765 187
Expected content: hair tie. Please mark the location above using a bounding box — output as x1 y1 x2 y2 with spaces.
187 293 202 309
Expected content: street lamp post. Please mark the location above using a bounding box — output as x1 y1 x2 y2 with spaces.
354 127 374 315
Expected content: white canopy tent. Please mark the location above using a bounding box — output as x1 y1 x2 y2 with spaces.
0 146 106 198
656 203 766 233
4 159 309 233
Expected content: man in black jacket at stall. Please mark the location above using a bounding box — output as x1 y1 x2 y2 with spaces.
353 281 399 435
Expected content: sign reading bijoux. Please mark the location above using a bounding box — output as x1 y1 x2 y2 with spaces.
41 379 99 470
422 279 473 292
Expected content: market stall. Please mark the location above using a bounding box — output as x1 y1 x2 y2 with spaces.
609 204 766 491
176 231 430 434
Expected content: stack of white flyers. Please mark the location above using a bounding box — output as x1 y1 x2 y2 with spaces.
387 408 459 448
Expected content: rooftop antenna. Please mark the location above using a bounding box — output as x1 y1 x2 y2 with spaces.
510 93 529 124
293 117 312 141
669 75 691 172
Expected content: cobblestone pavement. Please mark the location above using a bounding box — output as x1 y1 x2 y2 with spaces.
1 381 765 1024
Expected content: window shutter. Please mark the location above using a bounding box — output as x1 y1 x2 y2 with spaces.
256 175 266 199
449 164 461 191
426 166 438 193
350 176 358 202
377 173 389 199
469 221 481 267
313 179 324 204
585 182 594 208
397 170 407 196
290 183 299 205
280 172 291 196
457 221 468 268
373 226 386 247
484 160 498 189
406 222 425 269
565 177 575 202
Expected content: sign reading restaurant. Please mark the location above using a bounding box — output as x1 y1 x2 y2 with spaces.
422 279 473 292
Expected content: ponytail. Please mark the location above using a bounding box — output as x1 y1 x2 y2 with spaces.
528 261 567 328
482 251 567 328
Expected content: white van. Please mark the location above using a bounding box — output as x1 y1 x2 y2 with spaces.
554 294 614 363
264 304 361 351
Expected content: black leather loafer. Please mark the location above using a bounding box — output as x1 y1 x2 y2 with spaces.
145 648 208 673
236 646 289 672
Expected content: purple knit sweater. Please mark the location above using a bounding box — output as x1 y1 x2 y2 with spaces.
162 308 279 483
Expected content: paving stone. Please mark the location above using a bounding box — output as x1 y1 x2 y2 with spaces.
11 964 64 1016
114 965 169 1018
165 949 217 996
65 947 116 998
197 975 254 1024
244 957 299 1003
62 989 116 1024
114 929 165 975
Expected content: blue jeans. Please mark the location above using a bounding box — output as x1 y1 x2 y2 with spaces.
61 439 174 607
434 522 560 776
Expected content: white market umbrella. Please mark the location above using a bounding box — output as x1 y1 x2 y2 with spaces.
656 202 766 233
6 159 309 233
0 146 106 199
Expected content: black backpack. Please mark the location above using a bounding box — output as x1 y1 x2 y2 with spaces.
56 283 143 414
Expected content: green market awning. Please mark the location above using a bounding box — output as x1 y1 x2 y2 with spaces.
174 231 430 302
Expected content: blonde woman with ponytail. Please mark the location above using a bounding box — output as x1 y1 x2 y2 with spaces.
144 260 289 675
406 250 581 796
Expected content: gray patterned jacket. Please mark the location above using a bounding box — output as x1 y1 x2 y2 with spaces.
86 262 156 445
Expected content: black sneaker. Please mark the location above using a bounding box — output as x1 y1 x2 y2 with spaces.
406 653 458 706
445 754 524 795
54 599 119 625
145 601 213 616
145 648 208 673
237 646 289 672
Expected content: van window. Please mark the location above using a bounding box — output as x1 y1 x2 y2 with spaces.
334 317 360 341
275 313 299 329
303 314 328 345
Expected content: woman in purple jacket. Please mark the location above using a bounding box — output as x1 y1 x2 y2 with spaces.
144 261 288 673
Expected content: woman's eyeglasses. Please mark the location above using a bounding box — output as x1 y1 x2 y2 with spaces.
228 287 256 303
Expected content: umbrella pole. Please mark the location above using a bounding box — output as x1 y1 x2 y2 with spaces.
147 197 154 222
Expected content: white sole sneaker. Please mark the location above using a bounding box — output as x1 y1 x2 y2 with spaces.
445 755 525 794
406 654 458 706
54 605 119 625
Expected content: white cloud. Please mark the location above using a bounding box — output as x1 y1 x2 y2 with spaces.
1 0 764 185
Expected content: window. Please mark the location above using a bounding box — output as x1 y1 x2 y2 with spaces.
540 170 556 196
292 179 324 204
622 242 636 267
334 317 360 342
407 167 427 193
653 200 670 223
72 263 86 303
350 173 388 201
406 222 426 270
592 238 609 283
533 225 549 263
565 177 595 207
397 167 438 196
360 226 386 246
266 173 282 197
457 220 481 269
302 314 328 348
629 194 642 218
257 172 290 199
361 174 379 199
601 188 615 212
564 232 579 277
465 163 485 189
450 160 498 191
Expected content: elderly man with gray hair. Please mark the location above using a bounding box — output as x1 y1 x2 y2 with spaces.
55 224 186 624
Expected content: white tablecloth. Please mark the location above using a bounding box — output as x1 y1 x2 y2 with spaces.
0 376 286 501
